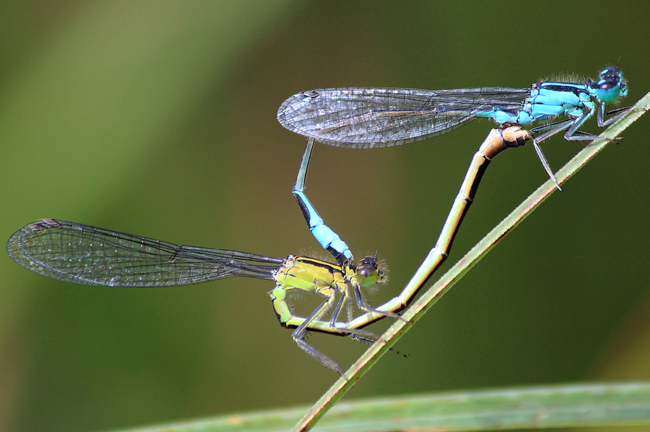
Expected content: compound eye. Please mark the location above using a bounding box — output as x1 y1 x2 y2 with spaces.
358 256 378 269
600 66 619 78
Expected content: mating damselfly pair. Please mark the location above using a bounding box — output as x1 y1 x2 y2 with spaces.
7 67 629 376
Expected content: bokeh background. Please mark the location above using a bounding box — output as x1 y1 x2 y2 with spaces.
1 2 649 431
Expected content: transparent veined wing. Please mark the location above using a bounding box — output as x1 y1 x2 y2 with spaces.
7 219 283 287
277 86 529 148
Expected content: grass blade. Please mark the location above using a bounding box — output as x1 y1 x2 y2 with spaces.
109 382 650 432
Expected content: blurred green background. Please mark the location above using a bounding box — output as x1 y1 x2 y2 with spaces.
0 1 649 431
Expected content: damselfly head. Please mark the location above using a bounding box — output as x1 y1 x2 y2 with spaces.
592 66 627 103
356 255 387 287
